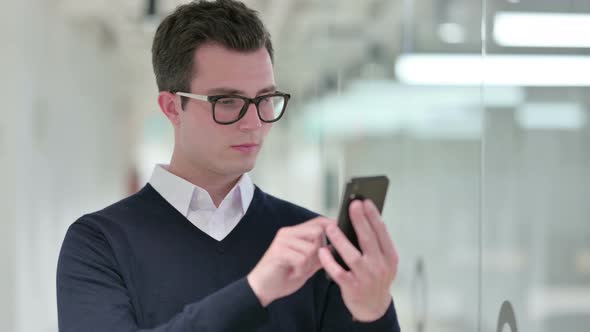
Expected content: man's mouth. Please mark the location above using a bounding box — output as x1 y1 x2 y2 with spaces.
231 143 260 153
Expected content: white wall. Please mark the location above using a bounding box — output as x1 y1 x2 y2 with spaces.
1 1 131 331
0 0 26 328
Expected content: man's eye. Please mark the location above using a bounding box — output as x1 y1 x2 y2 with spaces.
219 99 237 105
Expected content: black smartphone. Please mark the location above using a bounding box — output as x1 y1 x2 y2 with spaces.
329 175 389 271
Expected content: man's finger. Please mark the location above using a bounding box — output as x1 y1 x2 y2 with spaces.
318 247 356 287
364 200 398 261
281 225 321 244
307 255 323 276
286 237 319 257
280 248 307 274
349 200 380 256
290 217 336 241
305 216 337 228
324 224 365 272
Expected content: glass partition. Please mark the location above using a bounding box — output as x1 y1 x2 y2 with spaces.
481 1 590 332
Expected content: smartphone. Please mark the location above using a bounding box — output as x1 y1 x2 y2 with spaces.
329 175 389 271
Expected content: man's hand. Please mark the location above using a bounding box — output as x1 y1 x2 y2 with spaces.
247 217 336 307
318 199 399 322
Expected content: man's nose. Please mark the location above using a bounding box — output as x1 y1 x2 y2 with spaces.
238 102 262 130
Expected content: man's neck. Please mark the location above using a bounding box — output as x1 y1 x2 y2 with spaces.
166 158 241 208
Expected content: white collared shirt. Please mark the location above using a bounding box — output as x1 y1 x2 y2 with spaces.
149 164 255 241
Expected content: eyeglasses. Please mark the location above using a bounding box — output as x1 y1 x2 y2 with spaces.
175 91 291 125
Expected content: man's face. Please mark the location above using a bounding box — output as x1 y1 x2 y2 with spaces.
175 43 276 178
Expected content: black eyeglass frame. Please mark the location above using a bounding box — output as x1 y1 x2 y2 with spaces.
175 91 291 125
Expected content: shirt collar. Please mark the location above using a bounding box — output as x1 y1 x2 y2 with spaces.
236 171 254 214
149 164 254 216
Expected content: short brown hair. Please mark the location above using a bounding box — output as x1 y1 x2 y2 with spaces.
152 0 274 93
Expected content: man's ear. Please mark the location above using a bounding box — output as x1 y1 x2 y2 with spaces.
158 91 182 128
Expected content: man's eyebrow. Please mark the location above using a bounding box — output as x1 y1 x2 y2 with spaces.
257 85 277 94
206 85 277 96
206 87 242 95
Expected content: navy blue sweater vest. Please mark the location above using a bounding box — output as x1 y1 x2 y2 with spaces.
57 184 400 331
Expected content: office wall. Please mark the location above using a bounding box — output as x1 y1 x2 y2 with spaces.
1 1 130 331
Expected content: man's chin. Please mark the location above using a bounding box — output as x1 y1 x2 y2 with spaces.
240 161 256 173
225 159 257 175
221 151 259 174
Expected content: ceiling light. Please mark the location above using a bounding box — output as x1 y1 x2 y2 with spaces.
396 54 590 86
494 12 590 48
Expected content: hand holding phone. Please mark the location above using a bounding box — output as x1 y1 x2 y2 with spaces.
319 175 398 322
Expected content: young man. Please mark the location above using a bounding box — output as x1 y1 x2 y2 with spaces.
57 1 401 331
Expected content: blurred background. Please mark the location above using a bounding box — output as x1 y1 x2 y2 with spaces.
1 0 589 331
